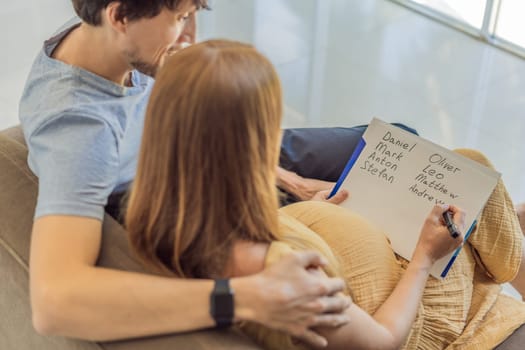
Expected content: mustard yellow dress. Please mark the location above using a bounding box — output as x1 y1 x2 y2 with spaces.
242 149 525 349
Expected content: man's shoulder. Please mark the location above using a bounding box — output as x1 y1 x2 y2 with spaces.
19 19 152 136
19 47 109 136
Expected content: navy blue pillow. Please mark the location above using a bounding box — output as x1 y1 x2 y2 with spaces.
279 123 418 183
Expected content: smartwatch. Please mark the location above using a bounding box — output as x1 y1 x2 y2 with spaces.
210 279 234 328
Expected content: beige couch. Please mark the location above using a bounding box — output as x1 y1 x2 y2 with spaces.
0 126 262 349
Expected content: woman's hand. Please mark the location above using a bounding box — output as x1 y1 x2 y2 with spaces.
412 204 466 269
311 189 349 205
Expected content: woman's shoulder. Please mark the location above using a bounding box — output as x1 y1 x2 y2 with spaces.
224 241 270 278
265 241 296 267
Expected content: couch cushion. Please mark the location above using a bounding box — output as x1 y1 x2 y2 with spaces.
0 131 261 349
0 131 36 265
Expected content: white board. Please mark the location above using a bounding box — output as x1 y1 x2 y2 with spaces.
333 118 500 278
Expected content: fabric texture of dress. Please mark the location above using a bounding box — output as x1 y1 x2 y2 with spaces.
241 149 525 350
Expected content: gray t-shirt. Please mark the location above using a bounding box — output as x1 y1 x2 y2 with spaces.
20 20 154 220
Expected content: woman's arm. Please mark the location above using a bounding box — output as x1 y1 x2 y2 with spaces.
314 204 465 350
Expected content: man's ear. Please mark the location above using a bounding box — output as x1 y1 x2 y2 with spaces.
103 1 128 34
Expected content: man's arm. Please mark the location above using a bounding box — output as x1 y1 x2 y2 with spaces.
30 215 349 345
30 215 215 339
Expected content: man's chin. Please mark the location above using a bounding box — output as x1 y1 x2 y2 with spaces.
131 62 159 78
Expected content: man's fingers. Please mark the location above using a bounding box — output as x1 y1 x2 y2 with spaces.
304 295 352 314
303 276 346 297
292 251 328 268
321 277 347 296
293 329 328 348
326 190 349 205
310 313 351 328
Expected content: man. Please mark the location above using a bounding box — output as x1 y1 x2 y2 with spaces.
20 0 352 347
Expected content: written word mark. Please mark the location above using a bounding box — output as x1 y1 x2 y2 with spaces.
367 151 399 171
428 153 461 174
360 160 395 184
414 173 450 195
409 183 447 205
382 131 417 152
375 141 405 161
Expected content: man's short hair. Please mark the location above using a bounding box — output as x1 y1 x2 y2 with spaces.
72 0 209 26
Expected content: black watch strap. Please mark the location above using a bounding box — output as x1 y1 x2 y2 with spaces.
210 279 234 328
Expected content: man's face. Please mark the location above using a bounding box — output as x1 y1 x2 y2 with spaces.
122 2 197 77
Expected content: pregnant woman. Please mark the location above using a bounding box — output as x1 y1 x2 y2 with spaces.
125 39 525 349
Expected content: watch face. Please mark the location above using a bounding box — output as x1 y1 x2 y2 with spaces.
211 279 234 327
212 293 234 318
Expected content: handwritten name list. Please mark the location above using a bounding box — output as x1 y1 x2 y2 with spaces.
339 118 500 278
356 129 468 206
359 131 417 184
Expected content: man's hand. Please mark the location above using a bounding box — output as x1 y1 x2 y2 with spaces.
277 167 340 202
234 251 351 348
